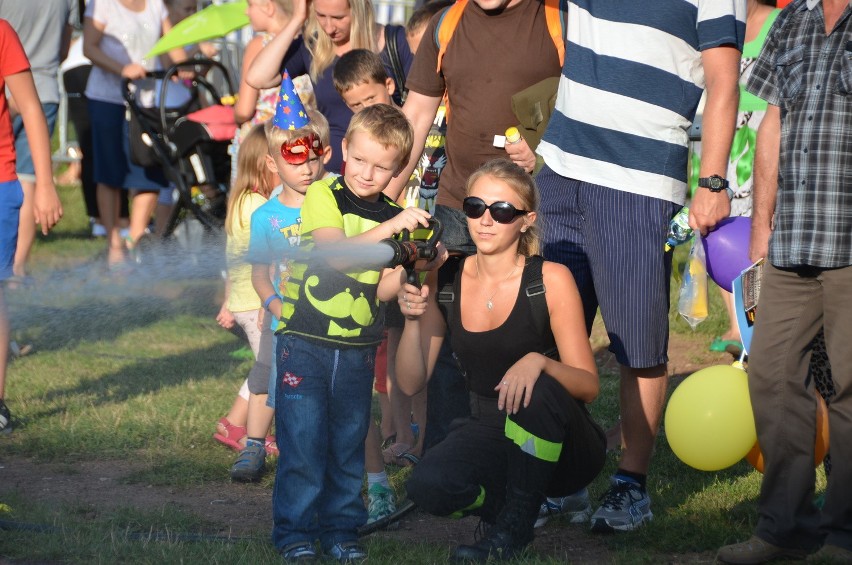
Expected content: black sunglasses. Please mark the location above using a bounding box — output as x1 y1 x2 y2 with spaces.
462 197 529 224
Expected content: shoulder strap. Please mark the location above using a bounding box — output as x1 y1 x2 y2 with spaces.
524 255 557 358
435 0 468 73
436 254 464 328
543 0 566 67
384 25 407 103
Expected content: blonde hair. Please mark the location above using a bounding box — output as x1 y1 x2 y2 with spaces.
344 104 413 168
304 0 377 83
226 124 275 236
465 159 541 257
264 108 331 156
271 0 294 16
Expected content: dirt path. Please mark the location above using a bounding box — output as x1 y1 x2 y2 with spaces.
0 330 732 563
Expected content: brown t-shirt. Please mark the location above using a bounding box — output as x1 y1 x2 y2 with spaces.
406 0 561 209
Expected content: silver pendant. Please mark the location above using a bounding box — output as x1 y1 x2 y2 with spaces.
487 300 493 310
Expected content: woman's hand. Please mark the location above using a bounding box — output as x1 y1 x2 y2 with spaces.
292 0 310 27
399 282 429 320
121 63 147 80
496 353 545 414
415 241 448 274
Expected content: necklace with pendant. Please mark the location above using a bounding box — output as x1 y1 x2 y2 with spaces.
476 254 520 311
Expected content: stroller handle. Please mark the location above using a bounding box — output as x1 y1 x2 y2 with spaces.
122 59 237 152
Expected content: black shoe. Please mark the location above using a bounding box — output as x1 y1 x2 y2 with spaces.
453 528 526 562
0 400 12 435
452 487 541 562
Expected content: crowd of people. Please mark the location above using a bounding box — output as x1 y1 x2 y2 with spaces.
1 0 850 563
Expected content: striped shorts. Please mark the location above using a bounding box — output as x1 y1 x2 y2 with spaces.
535 165 680 369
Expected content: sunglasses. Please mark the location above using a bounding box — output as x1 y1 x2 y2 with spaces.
462 197 529 224
281 134 326 165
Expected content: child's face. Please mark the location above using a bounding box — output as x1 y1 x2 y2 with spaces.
246 0 271 31
406 26 427 54
267 137 330 195
341 130 402 201
170 0 198 23
341 79 395 112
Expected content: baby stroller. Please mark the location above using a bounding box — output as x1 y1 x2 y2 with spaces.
122 59 237 269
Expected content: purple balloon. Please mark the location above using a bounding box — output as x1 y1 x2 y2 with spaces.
702 217 752 292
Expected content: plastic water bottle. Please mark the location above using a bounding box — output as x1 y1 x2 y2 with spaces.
665 206 693 251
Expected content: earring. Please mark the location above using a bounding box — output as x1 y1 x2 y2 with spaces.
520 227 527 233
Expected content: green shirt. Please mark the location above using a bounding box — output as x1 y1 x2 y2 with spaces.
278 176 402 347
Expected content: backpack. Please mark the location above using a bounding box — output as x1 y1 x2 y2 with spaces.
436 255 558 361
434 0 567 74
384 25 408 105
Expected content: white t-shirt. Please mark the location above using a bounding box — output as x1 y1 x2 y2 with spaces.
84 0 168 106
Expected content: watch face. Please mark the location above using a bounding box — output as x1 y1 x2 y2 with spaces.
709 177 724 190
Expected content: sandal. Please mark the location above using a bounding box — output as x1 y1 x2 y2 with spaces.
265 436 279 456
381 434 397 451
213 417 246 451
382 442 420 467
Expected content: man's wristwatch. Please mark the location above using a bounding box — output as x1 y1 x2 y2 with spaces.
698 174 734 199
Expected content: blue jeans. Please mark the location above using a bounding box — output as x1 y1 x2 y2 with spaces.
272 334 376 550
13 103 58 181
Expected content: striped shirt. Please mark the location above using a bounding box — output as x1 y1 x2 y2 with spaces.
746 0 852 269
537 0 745 204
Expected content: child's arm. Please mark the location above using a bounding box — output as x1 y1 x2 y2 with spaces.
233 35 266 125
393 270 446 396
310 206 431 274
244 0 307 90
5 70 63 234
251 263 283 322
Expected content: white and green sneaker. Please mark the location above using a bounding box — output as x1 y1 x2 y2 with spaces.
367 483 396 524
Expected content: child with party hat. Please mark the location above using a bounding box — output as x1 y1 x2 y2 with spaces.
270 102 433 561
228 72 332 482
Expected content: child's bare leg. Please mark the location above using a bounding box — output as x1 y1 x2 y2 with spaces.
387 328 417 452
365 419 385 474
127 190 158 244
245 392 273 440
215 380 249 448
378 390 394 442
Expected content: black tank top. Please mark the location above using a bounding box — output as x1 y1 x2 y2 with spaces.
446 256 557 398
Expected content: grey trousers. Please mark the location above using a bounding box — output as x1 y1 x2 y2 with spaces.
749 263 852 551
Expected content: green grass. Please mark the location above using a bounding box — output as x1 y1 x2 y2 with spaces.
1 184 819 563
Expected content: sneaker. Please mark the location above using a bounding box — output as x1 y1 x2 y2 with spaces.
280 541 318 562
367 483 396 524
807 544 852 563
590 477 653 533
327 541 367 563
717 535 810 564
229 443 266 482
0 400 12 435
534 487 592 528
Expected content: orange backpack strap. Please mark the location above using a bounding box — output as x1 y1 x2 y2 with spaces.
435 0 468 73
544 0 566 67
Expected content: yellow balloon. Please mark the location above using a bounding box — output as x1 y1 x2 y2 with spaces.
665 365 756 471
